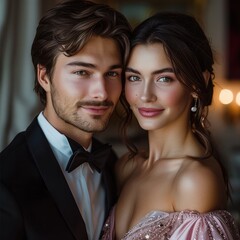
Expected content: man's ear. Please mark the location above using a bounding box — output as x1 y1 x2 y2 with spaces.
37 64 51 92
203 70 210 86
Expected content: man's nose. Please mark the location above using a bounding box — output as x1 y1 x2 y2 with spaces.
90 76 108 100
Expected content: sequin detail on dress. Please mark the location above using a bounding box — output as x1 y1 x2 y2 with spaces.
101 207 240 240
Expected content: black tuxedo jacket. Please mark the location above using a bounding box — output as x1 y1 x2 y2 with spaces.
0 118 117 240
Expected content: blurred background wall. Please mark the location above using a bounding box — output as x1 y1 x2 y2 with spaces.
0 0 239 224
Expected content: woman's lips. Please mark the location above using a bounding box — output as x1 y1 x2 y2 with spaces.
138 107 164 117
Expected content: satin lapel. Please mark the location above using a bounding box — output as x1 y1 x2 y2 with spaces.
92 138 117 216
25 118 88 240
102 166 112 214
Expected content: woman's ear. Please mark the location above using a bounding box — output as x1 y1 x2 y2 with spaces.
203 70 210 86
37 64 51 92
191 92 198 98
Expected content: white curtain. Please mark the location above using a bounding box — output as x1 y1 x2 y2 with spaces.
0 0 41 151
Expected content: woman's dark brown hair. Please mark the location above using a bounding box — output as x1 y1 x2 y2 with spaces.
120 12 230 198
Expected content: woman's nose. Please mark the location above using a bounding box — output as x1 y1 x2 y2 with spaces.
140 83 157 102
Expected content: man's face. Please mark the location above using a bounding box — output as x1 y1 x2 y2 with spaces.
39 36 122 135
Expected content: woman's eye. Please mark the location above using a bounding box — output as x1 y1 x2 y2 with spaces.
128 75 140 82
157 76 172 83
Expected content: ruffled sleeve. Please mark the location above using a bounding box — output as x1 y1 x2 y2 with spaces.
100 208 239 240
170 210 240 240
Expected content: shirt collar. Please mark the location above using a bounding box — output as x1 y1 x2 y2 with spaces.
37 112 92 156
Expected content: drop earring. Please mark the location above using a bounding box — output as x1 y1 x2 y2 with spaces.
191 98 198 112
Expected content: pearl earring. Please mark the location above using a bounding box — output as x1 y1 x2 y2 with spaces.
191 98 198 112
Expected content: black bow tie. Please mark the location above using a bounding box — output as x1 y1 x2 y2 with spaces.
66 144 112 173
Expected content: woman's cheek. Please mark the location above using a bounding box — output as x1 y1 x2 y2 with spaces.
125 85 136 104
165 88 189 107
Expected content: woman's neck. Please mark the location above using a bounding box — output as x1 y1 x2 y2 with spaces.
147 127 204 162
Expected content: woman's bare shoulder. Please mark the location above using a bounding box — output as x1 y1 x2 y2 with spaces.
173 157 227 213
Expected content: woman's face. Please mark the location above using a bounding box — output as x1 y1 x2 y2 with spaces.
125 43 192 131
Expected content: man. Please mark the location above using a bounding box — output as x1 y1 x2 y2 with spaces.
0 0 131 239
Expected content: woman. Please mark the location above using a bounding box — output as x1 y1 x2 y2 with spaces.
101 12 240 239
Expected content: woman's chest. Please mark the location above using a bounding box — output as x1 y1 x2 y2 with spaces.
115 173 175 239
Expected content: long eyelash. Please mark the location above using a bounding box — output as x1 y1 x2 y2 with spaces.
128 75 139 81
158 76 172 82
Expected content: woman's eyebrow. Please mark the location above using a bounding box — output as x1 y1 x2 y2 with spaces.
125 67 174 75
152 68 174 75
125 67 140 74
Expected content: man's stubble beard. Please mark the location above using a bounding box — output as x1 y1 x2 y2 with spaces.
67 112 111 133
50 84 114 133
52 98 111 133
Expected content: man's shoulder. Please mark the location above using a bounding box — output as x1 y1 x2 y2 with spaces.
0 132 27 158
0 131 30 183
0 118 40 160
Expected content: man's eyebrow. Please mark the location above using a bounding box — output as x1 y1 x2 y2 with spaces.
66 61 96 68
109 64 122 70
66 61 122 70
125 67 174 75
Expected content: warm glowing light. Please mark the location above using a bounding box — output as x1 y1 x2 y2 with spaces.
236 92 240 106
219 89 233 105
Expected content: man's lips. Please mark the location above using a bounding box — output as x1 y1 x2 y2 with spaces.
77 101 113 116
81 106 110 115
138 107 164 117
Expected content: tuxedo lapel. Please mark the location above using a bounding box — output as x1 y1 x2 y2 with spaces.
25 118 88 240
92 138 117 217
102 166 112 214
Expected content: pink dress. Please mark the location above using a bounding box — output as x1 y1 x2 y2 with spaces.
101 207 240 240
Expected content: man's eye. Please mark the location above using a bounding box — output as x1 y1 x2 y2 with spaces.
107 71 118 77
75 70 87 76
128 76 140 82
157 76 172 83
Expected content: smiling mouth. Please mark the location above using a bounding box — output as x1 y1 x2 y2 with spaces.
138 107 164 117
81 106 110 116
77 100 113 116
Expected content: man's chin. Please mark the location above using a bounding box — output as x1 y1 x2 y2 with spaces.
91 123 108 133
81 127 107 133
79 121 109 133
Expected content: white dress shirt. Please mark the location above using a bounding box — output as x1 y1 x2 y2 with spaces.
37 112 105 240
